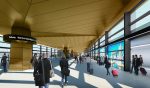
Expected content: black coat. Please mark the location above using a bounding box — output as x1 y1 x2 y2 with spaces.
60 59 69 73
34 58 51 85
104 58 111 68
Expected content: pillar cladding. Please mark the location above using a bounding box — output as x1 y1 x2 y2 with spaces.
124 12 131 71
9 24 32 70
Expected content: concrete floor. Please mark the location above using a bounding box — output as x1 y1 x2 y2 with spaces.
0 58 150 88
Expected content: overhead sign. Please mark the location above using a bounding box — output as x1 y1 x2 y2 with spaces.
3 34 36 44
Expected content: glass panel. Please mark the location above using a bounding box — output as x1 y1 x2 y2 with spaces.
0 37 3 42
0 48 10 52
95 41 98 46
33 45 40 48
92 45 94 49
108 41 124 70
100 41 105 46
100 35 105 42
0 42 10 47
108 20 124 37
131 0 150 22
108 41 124 51
131 14 150 32
109 30 124 42
100 47 105 52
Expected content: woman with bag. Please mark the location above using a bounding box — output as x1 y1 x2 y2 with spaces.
60 56 70 86
33 53 51 88
104 56 111 75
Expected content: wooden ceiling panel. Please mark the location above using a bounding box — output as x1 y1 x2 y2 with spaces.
29 0 121 23
37 36 95 52
29 0 101 16
7 0 29 16
0 0 141 52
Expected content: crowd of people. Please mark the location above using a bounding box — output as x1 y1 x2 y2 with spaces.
74 55 86 64
131 54 143 75
0 52 145 87
31 53 70 88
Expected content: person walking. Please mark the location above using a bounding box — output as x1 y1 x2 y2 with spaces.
131 55 136 73
33 53 51 88
79 56 82 64
134 54 139 75
104 56 111 75
1 53 8 72
60 56 69 86
31 53 38 68
139 55 143 66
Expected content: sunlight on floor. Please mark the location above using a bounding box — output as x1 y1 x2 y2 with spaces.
50 74 61 82
54 66 61 71
117 83 133 88
70 68 79 79
0 73 33 81
84 73 113 88
0 83 35 88
23 69 34 72
70 63 77 69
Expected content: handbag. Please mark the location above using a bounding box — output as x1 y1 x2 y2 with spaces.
34 71 44 86
50 60 55 78
63 67 70 76
50 69 55 78
34 60 45 86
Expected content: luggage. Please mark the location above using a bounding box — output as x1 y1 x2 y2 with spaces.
89 68 93 74
112 69 118 77
34 72 44 86
62 67 70 76
140 67 147 75
87 63 90 72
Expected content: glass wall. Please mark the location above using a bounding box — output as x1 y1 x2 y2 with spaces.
33 44 40 57
87 0 150 71
131 33 150 68
131 0 150 33
0 35 10 71
108 20 124 42
130 0 150 70
108 41 124 70
32 44 58 59
99 47 105 63
100 35 105 46
131 0 150 22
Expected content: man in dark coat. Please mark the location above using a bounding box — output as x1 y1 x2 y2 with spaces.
1 53 8 72
60 56 69 86
131 55 136 73
34 54 51 88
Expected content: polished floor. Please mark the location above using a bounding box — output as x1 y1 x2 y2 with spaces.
0 57 150 88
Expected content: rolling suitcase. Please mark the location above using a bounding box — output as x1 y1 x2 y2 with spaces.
140 67 147 75
112 69 118 77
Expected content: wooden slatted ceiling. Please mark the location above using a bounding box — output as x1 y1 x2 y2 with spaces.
0 0 141 53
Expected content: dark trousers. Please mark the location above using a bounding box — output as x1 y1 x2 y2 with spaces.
131 64 135 73
106 68 110 75
61 73 67 83
135 66 139 75
2 63 7 72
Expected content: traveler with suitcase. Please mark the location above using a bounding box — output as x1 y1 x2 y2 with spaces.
104 56 111 75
